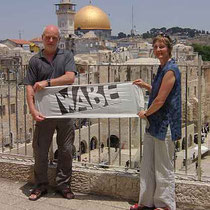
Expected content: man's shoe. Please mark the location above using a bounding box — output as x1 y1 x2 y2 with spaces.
57 188 75 199
29 188 48 201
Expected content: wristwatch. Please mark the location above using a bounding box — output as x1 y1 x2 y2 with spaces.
47 79 51 87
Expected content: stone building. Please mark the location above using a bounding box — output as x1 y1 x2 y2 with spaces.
0 49 33 149
55 0 76 50
55 1 112 54
0 40 207 168
29 37 43 53
1 39 31 51
73 42 207 164
74 31 102 54
0 81 33 147
203 62 210 123
0 61 33 148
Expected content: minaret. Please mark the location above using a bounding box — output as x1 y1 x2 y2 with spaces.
55 0 76 38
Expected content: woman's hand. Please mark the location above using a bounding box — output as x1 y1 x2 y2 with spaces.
133 79 152 92
137 110 147 119
133 79 145 88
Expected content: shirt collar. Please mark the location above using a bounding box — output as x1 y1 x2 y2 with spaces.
38 48 63 59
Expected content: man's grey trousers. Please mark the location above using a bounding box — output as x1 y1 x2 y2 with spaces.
33 119 75 190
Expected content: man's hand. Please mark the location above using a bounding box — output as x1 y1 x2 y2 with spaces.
33 80 48 92
31 109 46 122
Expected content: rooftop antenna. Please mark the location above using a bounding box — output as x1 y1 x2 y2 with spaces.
18 30 22 40
131 5 134 36
132 5 134 30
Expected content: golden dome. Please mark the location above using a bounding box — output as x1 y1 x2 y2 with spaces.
74 5 111 30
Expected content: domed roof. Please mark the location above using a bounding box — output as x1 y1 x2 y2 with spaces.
74 5 111 30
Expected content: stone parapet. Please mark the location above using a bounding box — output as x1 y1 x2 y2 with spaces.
0 159 210 209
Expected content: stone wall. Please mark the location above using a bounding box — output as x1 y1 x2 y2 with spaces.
1 158 210 209
203 63 210 123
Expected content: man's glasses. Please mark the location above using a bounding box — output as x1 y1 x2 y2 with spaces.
43 36 59 42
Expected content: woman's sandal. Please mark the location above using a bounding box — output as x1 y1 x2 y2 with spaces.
29 188 48 201
57 188 75 199
130 203 154 210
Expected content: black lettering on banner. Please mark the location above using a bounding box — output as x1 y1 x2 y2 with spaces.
86 85 108 108
104 84 120 105
56 86 77 115
55 84 120 115
72 86 80 110
56 95 69 114
80 86 93 111
56 88 69 114
75 87 92 112
108 85 119 99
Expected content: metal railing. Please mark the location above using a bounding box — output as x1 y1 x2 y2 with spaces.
0 59 209 181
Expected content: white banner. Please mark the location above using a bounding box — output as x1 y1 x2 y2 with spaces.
35 82 144 118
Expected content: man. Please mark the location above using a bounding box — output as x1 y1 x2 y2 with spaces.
24 25 77 201
101 142 104 153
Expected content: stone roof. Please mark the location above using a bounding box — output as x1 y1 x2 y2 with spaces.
0 43 10 49
125 57 160 65
82 31 98 39
9 39 31 45
29 37 42 42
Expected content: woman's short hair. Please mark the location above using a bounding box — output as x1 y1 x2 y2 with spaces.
153 34 173 57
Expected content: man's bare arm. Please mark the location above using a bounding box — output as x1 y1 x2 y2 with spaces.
33 72 75 92
26 85 45 121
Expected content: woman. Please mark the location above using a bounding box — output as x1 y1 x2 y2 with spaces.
130 34 181 210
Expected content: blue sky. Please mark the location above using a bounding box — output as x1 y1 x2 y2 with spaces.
0 0 210 40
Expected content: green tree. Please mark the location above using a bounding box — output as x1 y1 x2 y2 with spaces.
117 32 126 39
192 44 210 61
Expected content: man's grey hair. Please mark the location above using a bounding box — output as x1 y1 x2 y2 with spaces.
42 26 61 37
